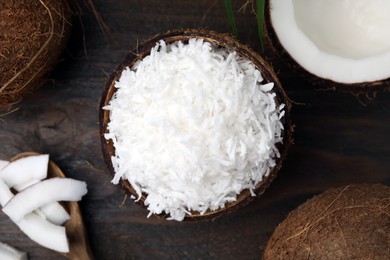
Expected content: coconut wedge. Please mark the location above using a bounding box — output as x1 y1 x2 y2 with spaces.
0 178 69 253
1 155 70 225
0 154 49 188
39 202 70 225
13 179 39 192
0 178 13 207
13 179 70 225
3 178 87 223
17 213 69 253
0 242 27 260
9 152 93 259
0 153 93 258
0 160 8 170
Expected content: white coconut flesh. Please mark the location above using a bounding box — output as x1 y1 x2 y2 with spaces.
270 0 390 84
0 178 69 253
17 213 69 253
13 179 40 191
39 202 70 225
3 178 87 223
13 179 70 225
0 160 8 170
0 178 13 207
0 155 88 253
0 154 49 188
0 241 27 260
0 156 70 225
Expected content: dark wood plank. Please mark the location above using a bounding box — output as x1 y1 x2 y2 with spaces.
1 0 389 259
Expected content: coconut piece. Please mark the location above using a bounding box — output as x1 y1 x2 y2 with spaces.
3 178 87 223
0 154 49 188
0 241 27 260
0 178 13 207
29 204 70 226
17 212 69 253
0 0 72 109
0 178 69 253
0 153 91 256
0 160 8 170
263 184 390 259
13 179 70 225
13 179 39 192
266 0 390 92
39 202 70 225
33 208 47 220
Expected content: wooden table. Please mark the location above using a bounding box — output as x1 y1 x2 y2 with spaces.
1 1 389 259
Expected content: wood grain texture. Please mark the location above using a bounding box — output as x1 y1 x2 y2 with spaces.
0 0 389 259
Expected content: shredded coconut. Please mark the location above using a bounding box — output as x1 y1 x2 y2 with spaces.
104 39 285 221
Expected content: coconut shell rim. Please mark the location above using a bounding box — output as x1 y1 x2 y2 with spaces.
99 28 293 221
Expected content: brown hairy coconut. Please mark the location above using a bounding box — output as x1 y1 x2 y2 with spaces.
0 0 72 109
100 29 293 220
263 184 390 259
265 0 390 94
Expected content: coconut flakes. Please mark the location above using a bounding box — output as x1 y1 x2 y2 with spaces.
104 39 285 221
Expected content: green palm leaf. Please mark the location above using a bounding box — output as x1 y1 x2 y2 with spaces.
223 0 266 50
256 0 265 51
224 0 238 37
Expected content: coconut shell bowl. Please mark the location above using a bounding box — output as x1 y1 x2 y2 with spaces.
99 29 293 221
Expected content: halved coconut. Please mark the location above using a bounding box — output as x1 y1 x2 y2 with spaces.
266 0 390 92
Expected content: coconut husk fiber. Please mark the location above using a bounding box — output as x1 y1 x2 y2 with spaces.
263 184 390 260
0 0 72 110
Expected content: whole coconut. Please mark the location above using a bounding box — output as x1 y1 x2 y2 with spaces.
263 184 390 259
0 0 72 109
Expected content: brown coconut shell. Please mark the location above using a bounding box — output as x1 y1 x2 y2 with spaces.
99 29 293 221
263 183 390 259
0 0 72 110
265 1 390 94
